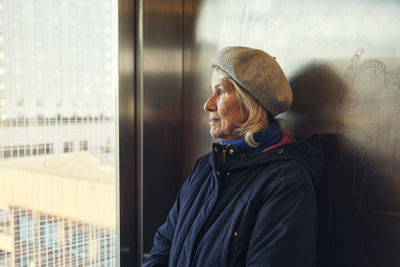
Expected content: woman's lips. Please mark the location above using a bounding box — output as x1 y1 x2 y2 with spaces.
209 118 220 125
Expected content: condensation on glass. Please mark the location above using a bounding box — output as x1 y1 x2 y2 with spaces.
0 0 118 266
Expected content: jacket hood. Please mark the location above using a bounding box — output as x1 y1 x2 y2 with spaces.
210 135 326 187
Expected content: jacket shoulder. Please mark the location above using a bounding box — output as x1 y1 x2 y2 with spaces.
268 159 314 187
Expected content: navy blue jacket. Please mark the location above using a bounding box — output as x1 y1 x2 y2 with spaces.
143 136 325 267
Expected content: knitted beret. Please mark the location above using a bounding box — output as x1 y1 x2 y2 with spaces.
210 46 293 117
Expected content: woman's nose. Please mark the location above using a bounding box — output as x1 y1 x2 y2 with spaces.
203 95 216 112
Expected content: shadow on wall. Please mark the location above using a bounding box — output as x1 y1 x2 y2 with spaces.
285 59 400 267
284 61 346 138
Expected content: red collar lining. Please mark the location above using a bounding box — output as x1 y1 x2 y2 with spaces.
262 131 296 152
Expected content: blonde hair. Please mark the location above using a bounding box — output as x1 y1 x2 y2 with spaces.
213 67 269 147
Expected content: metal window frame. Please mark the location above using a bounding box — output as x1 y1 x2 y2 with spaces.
118 0 143 266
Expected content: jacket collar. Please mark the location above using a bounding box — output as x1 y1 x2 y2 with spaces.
209 135 326 187
218 119 281 152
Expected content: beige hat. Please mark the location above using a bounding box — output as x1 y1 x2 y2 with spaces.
211 46 293 117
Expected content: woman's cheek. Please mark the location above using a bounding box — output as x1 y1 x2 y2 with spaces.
221 109 237 134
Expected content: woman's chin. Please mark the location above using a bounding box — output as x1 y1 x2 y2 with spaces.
210 129 222 139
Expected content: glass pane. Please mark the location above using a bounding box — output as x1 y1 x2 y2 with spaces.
0 0 118 266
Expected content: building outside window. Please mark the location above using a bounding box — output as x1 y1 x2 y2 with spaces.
70 227 85 259
0 0 118 266
19 213 34 244
63 141 73 153
41 219 59 250
3 147 11 158
0 250 11 266
80 140 88 151
18 145 24 157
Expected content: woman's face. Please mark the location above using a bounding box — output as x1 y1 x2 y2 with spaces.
203 70 248 141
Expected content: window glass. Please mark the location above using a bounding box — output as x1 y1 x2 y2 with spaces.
0 0 118 266
41 218 59 249
18 213 34 243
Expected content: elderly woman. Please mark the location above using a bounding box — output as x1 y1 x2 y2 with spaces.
143 47 325 267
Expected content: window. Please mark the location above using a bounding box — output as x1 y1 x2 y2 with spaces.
17 116 24 127
38 144 45 155
70 227 85 258
100 232 113 263
18 145 25 157
41 219 59 249
32 144 38 155
64 141 73 153
3 146 11 158
0 1 117 266
19 213 34 243
45 143 53 154
79 140 88 151
25 145 31 156
0 250 11 266
37 116 45 126
18 256 29 267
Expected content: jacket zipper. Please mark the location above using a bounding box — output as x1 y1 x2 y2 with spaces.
189 146 226 266
188 182 219 267
189 149 225 267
